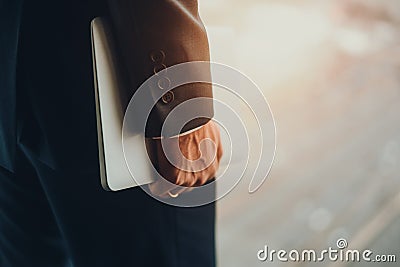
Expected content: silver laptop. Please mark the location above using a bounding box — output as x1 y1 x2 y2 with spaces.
91 17 155 191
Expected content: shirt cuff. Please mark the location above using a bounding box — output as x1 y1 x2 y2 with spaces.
150 125 204 139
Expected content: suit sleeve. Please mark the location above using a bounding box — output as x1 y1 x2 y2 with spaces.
106 0 213 137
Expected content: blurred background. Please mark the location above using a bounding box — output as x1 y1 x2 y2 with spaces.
199 0 400 266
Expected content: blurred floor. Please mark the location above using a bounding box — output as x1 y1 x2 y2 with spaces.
200 0 400 266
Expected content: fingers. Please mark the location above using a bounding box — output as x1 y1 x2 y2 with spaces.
148 178 189 199
148 163 218 198
148 166 216 198
148 169 195 198
146 120 224 198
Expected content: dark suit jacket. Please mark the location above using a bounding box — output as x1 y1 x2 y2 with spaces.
0 0 213 172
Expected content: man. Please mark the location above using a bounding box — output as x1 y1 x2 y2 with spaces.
0 0 222 266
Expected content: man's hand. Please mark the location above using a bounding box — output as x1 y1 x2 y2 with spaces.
145 121 223 198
